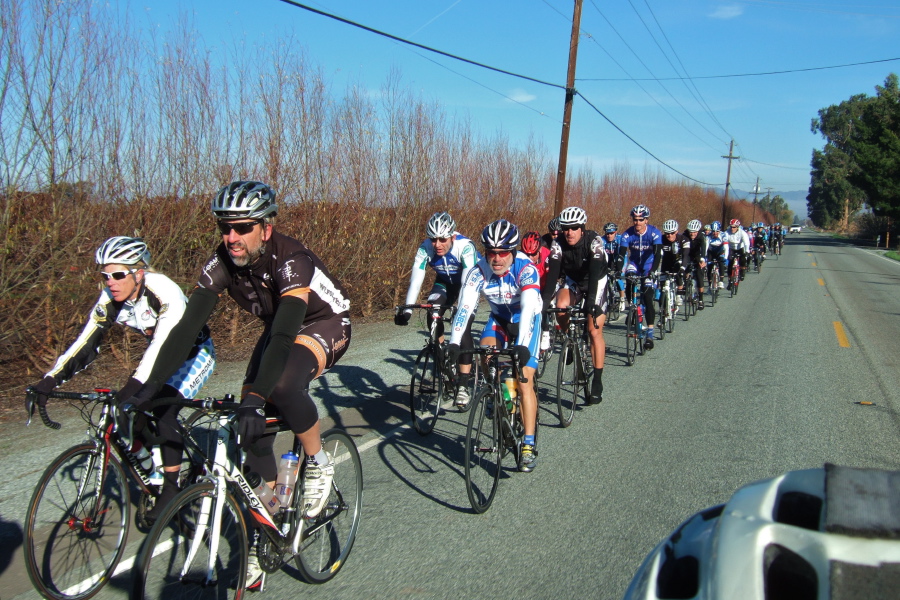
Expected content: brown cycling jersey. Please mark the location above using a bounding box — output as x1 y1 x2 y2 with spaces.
196 231 350 323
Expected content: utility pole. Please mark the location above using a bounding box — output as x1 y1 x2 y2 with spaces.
554 0 584 216
765 187 773 221
751 177 760 224
721 140 739 225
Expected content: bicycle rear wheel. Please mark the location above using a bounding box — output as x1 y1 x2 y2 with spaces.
464 388 501 513
294 429 363 583
657 291 667 340
24 444 129 600
607 281 621 322
555 338 578 428
409 344 442 435
133 482 247 600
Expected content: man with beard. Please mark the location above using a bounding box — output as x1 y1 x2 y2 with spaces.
128 180 351 590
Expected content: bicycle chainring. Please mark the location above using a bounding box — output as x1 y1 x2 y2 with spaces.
257 534 289 573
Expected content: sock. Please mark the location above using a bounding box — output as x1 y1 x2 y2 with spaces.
313 449 330 466
591 368 604 397
524 435 535 446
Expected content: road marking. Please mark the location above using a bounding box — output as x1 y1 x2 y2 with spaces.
833 322 851 348
818 278 824 286
811 262 817 267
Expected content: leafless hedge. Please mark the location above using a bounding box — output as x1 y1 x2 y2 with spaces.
0 0 769 393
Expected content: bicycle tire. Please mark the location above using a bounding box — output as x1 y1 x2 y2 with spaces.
409 344 442 435
133 482 247 600
666 292 676 334
24 444 129 600
294 429 363 583
683 279 693 320
555 338 577 428
710 269 718 306
657 290 667 340
625 309 638 366
464 388 501 513
535 340 551 380
607 281 621 322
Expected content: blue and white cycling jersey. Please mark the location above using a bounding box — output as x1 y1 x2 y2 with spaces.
620 225 663 276
602 233 624 256
404 233 479 305
706 233 730 259
450 253 543 368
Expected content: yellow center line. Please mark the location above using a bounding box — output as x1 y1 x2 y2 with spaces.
833 322 851 348
812 262 817 267
818 278 825 286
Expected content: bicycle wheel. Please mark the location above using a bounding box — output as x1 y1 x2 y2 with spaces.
657 291 667 340
409 344 442 435
666 293 676 333
625 310 638 366
294 429 363 583
24 443 129 600
683 279 693 320
464 388 501 513
535 337 551 380
607 282 621 322
554 338 578 428
133 482 247 600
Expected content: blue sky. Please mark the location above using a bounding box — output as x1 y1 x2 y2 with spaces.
132 0 899 202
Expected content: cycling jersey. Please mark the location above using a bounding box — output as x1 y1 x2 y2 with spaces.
404 233 478 305
684 231 709 265
543 230 609 311
44 272 214 394
706 232 730 259
660 233 690 273
620 225 663 276
753 232 767 248
723 228 751 254
450 253 542 368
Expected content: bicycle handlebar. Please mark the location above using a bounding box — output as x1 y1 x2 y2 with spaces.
456 346 529 384
395 303 454 313
24 387 117 429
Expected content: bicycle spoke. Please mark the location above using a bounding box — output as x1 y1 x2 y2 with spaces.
464 390 501 513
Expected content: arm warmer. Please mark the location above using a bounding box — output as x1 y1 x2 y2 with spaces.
248 295 308 400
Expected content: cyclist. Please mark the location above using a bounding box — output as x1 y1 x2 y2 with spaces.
28 236 216 523
522 231 553 351
752 224 767 269
619 205 662 350
541 216 561 249
447 220 542 471
543 206 609 404
395 212 478 407
602 222 627 314
683 219 708 310
127 181 351 589
706 221 729 291
724 218 751 286
659 219 689 307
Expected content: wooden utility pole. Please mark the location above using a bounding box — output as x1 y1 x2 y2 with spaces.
721 139 739 224
554 0 584 216
751 177 760 224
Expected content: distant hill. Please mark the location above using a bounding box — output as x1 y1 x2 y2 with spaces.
732 188 808 218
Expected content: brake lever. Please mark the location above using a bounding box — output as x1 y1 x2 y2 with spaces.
25 388 36 426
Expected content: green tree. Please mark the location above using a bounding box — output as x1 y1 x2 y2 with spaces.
810 74 900 226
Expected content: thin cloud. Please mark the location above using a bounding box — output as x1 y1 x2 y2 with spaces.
506 88 536 103
709 4 744 19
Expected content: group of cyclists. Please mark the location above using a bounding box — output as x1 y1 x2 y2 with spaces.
27 181 789 592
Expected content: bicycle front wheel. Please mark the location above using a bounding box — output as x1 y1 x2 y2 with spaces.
24 443 129 600
625 310 638 366
607 283 621 322
464 388 501 513
657 292 667 340
410 344 443 435
555 338 577 428
294 429 363 583
133 482 248 600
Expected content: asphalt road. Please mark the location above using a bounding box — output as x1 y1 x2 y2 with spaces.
1 231 898 600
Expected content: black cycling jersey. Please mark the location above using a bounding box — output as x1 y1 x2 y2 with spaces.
660 232 690 273
684 231 708 265
542 229 608 308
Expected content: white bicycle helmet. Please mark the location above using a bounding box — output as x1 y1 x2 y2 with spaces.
425 212 456 239
212 181 277 220
686 219 702 232
480 219 519 250
662 219 679 234
95 237 150 266
623 464 900 600
558 207 587 228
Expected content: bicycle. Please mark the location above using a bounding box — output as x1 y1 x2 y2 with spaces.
605 275 622 322
462 347 538 513
396 303 480 435
132 395 363 598
682 267 697 320
707 262 721 307
546 304 592 427
751 246 763 273
623 275 647 366
22 388 202 600
657 272 677 338
729 255 742 297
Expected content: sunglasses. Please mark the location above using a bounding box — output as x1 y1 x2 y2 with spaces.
217 220 262 235
561 225 581 232
485 249 512 258
664 232 677 236
430 237 451 244
100 269 136 281
632 218 647 223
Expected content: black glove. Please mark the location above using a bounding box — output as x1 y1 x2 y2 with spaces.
446 343 461 366
30 376 56 408
394 311 411 326
513 345 531 369
236 393 267 448
589 303 604 319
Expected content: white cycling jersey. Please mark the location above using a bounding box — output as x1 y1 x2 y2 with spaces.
723 228 750 253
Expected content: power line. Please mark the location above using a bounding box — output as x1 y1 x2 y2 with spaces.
275 0 567 90
578 56 900 81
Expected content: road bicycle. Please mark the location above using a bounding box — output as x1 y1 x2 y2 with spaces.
462 347 539 513
707 261 721 307
22 388 202 600
396 303 480 435
546 304 592 428
751 246 764 273
535 310 563 381
656 272 678 339
605 274 622 322
682 266 698 320
132 395 362 599
623 275 647 366
729 256 742 297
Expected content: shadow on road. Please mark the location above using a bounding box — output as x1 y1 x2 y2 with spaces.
0 512 23 577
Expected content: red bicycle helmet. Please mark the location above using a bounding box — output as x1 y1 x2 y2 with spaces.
729 218 741 228
521 231 541 255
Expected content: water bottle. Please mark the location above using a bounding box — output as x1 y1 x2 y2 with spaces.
247 471 282 516
504 373 518 414
275 452 300 506
148 446 164 485
500 381 514 414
